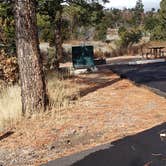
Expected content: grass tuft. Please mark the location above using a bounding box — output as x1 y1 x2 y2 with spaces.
0 85 22 131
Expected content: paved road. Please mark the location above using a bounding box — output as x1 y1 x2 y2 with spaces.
43 123 166 166
109 62 166 97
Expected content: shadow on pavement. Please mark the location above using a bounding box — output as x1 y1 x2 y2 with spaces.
71 123 166 166
109 62 166 97
44 123 166 166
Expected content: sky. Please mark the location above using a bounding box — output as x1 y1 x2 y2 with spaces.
104 0 162 11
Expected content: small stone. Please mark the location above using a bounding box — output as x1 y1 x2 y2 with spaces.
48 145 56 151
66 140 71 145
50 145 56 150
72 130 77 135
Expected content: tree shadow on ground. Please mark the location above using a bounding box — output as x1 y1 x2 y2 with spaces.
79 77 121 97
0 131 14 141
71 123 166 166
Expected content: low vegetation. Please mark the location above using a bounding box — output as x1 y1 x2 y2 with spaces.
0 72 78 132
0 50 18 84
0 85 21 131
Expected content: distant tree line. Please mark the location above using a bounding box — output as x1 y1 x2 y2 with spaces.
1 0 166 55
101 0 166 47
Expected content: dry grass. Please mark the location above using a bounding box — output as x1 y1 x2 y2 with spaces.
111 44 146 57
0 72 78 132
46 71 79 110
111 41 166 57
0 85 22 131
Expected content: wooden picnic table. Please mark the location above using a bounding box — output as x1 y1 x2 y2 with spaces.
142 46 165 59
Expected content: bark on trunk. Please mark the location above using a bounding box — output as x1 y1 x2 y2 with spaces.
15 0 47 115
55 10 63 63
49 10 63 70
49 16 59 69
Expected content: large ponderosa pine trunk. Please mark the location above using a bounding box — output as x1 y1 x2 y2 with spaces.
15 0 47 114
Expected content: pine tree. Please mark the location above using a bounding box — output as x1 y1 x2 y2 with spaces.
15 0 47 114
133 0 144 26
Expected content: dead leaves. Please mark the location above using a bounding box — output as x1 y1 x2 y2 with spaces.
0 50 18 84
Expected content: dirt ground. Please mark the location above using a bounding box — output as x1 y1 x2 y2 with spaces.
0 68 166 166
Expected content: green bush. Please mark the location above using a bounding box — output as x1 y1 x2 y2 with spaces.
144 17 160 32
94 23 107 41
118 27 142 48
151 24 166 40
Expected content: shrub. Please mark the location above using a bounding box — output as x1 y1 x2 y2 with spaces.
150 24 166 41
94 23 107 41
118 27 142 48
0 50 18 84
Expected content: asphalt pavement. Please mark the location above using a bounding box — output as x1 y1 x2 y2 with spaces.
109 62 166 97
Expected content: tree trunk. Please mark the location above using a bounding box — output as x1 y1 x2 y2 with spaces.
15 0 47 115
49 10 63 70
55 10 63 64
49 15 59 69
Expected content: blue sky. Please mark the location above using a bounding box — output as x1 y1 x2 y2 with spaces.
104 0 162 11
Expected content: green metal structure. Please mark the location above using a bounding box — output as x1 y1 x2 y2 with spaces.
72 45 95 69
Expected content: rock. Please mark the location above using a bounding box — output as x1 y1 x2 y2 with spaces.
48 145 56 151
66 139 71 145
